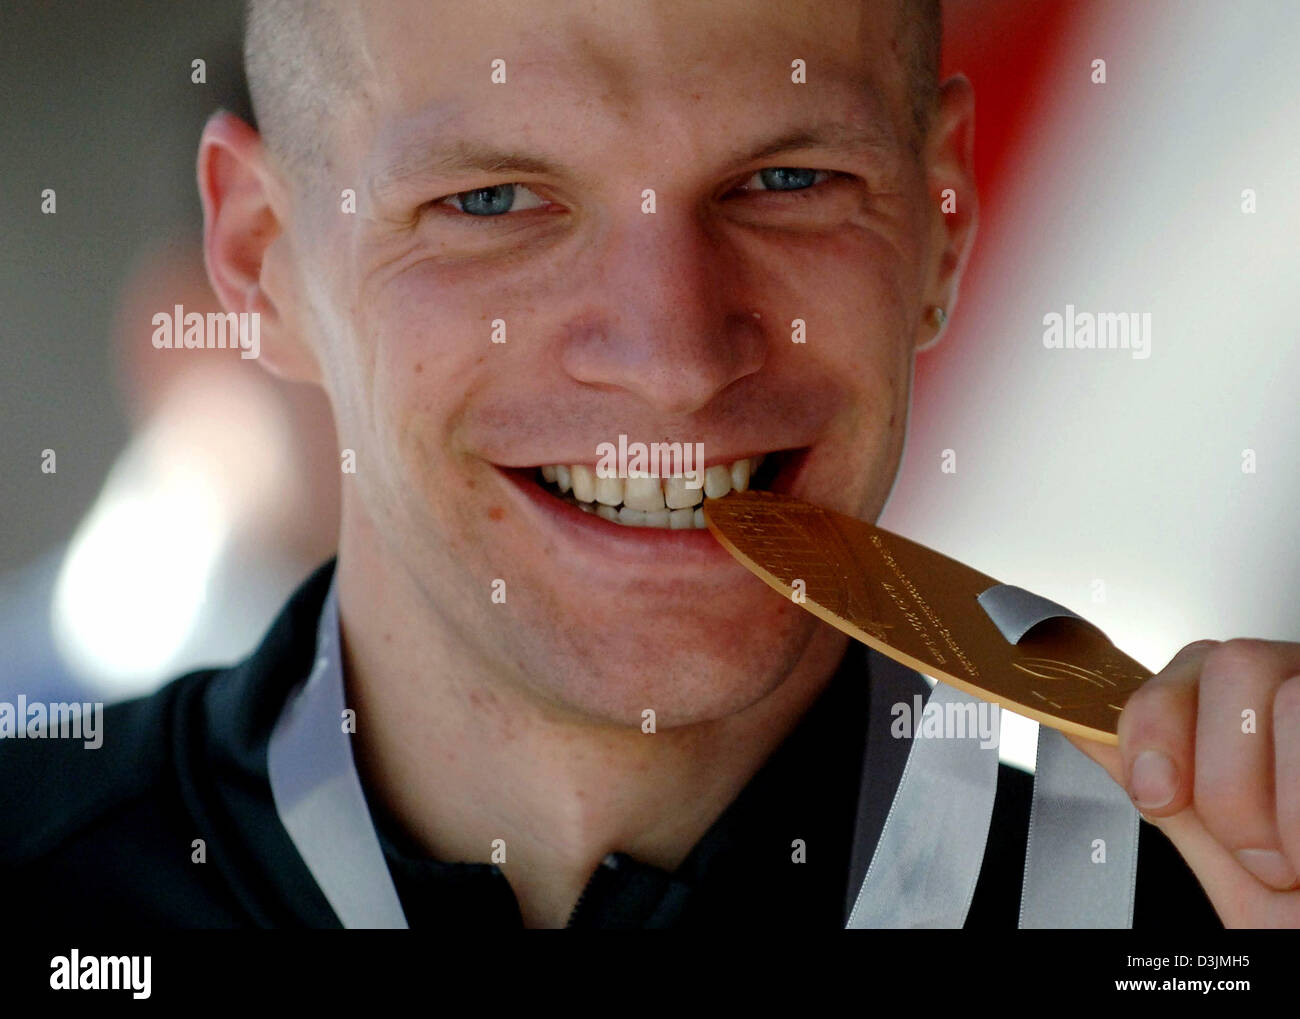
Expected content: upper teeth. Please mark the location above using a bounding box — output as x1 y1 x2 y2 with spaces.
538 455 765 529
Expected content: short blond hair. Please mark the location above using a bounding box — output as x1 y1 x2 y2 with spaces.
244 0 942 182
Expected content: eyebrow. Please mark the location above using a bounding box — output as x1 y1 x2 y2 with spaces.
369 120 900 204
393 142 560 185
733 122 900 165
369 141 564 204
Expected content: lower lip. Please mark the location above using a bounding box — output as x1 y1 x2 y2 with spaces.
493 452 807 568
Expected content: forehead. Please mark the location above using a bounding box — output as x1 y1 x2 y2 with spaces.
347 0 910 178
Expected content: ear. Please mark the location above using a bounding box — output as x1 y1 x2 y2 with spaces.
916 73 978 351
197 111 322 384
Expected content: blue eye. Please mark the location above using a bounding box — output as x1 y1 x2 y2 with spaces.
756 167 819 190
746 167 830 192
442 183 546 216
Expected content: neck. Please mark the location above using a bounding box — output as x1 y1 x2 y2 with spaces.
336 519 850 929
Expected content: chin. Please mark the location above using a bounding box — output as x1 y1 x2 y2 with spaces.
516 601 821 729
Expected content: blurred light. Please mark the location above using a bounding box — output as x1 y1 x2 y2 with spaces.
51 429 229 699
49 371 295 700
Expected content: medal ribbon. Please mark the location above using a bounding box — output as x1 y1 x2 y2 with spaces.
267 578 1136 929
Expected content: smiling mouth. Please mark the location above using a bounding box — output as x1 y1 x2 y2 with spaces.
530 452 790 529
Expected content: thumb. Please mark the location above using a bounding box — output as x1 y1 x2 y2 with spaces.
1064 730 1126 789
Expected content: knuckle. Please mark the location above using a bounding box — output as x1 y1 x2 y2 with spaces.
1201 639 1277 687
1126 674 1184 717
1193 764 1241 809
1274 675 1300 723
1193 776 1256 840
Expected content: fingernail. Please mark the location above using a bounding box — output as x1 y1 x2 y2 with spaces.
1234 849 1300 890
1130 750 1178 809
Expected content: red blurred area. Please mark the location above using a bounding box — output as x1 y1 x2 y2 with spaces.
921 0 1078 392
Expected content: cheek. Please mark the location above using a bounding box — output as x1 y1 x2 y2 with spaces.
374 271 473 398
811 227 916 399
362 270 490 461
758 230 914 431
820 227 916 333
732 212 919 351
763 234 914 515
356 265 545 550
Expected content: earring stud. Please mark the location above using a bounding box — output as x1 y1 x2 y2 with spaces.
930 306 947 331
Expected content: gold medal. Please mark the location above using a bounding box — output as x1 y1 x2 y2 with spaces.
704 490 1150 744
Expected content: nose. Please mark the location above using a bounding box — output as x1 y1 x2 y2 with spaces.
558 212 766 416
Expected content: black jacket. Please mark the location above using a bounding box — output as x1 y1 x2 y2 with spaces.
0 560 1220 928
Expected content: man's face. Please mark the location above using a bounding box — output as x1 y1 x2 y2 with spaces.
279 0 944 726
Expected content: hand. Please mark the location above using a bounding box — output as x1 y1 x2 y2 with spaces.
1067 638 1300 928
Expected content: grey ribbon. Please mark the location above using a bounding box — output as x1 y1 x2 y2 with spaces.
265 576 1136 930
267 578 409 929
1019 726 1140 928
975 583 1139 928
846 679 1001 928
976 583 1088 643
